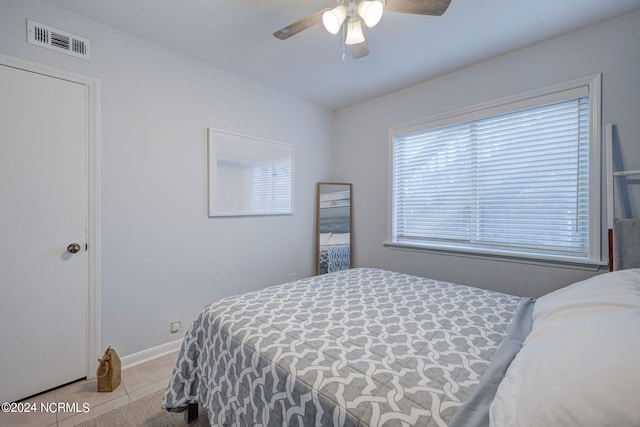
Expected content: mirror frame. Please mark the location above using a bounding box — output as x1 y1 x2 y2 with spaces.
316 182 353 275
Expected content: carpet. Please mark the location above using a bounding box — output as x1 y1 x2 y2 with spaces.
75 390 209 427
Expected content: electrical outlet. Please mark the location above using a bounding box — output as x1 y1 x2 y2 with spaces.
290 272 296 282
169 321 181 334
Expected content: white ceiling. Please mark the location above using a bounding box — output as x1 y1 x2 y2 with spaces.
47 0 640 110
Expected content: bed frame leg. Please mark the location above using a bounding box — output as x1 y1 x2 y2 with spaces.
184 403 198 424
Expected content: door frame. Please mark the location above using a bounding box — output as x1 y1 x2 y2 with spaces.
0 53 100 379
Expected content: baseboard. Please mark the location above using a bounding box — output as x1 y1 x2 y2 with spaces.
120 339 183 370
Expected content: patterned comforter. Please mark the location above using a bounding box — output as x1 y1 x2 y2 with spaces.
163 268 522 426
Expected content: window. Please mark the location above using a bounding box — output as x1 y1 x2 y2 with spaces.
389 76 602 265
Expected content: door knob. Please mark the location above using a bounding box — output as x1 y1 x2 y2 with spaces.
67 243 82 254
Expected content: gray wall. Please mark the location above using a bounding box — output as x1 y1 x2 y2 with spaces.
332 10 640 298
0 0 333 356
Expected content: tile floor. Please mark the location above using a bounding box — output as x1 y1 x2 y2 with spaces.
0 351 178 427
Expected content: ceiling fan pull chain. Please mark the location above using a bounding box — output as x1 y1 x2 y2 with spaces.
341 21 347 60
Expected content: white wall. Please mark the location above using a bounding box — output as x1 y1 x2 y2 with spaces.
0 0 333 356
332 10 640 298
2 0 639 358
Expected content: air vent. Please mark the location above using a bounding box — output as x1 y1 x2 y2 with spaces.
27 20 90 60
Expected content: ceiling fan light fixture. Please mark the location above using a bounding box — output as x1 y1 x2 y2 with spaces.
345 18 365 45
358 0 384 28
322 5 347 34
273 0 452 59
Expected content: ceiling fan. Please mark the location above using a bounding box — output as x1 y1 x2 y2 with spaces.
273 0 451 59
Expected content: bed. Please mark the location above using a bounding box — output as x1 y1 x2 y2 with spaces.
163 268 640 426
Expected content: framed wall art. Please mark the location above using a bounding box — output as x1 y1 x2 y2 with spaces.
208 128 293 217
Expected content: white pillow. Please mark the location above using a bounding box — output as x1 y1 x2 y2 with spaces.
530 269 640 340
327 233 350 245
490 308 640 427
319 233 332 245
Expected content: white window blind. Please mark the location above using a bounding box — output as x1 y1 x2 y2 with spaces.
250 158 292 213
392 94 593 261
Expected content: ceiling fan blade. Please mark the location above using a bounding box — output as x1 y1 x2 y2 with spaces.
384 0 451 16
273 8 331 40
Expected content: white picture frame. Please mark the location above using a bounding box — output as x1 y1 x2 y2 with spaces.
208 128 293 217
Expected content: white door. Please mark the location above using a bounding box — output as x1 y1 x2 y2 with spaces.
0 64 88 402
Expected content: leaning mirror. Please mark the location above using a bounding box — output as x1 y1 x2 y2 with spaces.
317 182 352 275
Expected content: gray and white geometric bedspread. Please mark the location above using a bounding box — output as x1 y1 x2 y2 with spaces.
163 268 522 426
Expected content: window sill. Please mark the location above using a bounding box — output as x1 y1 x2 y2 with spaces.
383 241 608 271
